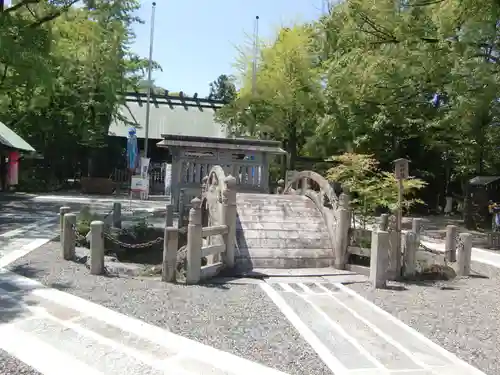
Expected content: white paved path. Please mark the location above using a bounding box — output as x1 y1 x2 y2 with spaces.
421 239 500 268
261 280 486 375
0 269 286 375
0 218 59 268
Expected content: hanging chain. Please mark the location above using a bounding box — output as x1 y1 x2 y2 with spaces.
103 208 113 219
102 232 163 249
455 232 464 254
71 224 87 243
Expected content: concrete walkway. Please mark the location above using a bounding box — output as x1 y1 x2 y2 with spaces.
421 239 500 268
261 279 486 375
0 269 286 375
0 218 58 269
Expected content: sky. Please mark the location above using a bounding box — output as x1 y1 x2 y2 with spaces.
131 0 326 97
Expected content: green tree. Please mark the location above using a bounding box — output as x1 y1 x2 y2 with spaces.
310 0 500 203
0 0 152 185
326 153 426 227
208 74 236 102
217 25 324 170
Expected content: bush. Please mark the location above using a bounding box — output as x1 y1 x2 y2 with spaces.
326 153 427 228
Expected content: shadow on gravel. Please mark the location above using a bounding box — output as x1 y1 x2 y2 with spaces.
8 264 73 291
197 281 231 290
0 264 72 325
381 284 408 291
468 272 489 279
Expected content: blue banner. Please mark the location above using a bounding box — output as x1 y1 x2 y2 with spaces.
126 127 138 171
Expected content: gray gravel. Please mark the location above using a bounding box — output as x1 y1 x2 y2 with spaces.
0 349 42 375
349 261 500 375
6 242 329 375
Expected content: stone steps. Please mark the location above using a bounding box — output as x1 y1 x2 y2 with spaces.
234 193 334 270
236 221 327 231
236 229 330 240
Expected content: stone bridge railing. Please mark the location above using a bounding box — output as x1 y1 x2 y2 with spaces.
278 171 352 270
164 166 237 284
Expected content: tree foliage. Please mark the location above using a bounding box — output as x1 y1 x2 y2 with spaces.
326 153 426 226
0 0 156 186
209 74 236 102
217 0 500 209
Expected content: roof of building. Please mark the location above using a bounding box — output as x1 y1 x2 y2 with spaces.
108 92 228 140
0 121 35 152
469 176 500 186
157 134 286 154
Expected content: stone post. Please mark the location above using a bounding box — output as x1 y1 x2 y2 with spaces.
222 175 237 268
300 177 308 195
276 179 285 194
112 202 122 229
62 213 76 260
402 231 417 278
186 198 202 284
411 218 422 246
334 207 350 270
162 227 178 282
387 230 400 280
165 203 174 227
90 220 105 275
59 206 71 239
370 230 390 289
379 214 389 231
457 233 472 276
445 225 457 262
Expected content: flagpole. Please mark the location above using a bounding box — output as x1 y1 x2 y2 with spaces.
251 15 259 96
144 1 156 158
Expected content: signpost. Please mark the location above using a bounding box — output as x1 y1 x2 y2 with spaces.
394 158 409 278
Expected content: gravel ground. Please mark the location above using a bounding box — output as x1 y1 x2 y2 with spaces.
0 349 42 375
349 261 500 375
6 242 329 375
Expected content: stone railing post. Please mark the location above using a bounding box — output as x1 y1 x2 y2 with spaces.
370 230 390 289
59 206 71 239
186 198 202 284
457 233 472 276
90 220 105 275
165 203 174 227
387 230 400 280
112 202 122 229
402 231 417 278
379 213 389 231
334 206 350 270
412 218 422 245
276 179 285 194
162 227 178 282
62 213 76 260
222 175 237 268
300 177 308 195
445 225 457 262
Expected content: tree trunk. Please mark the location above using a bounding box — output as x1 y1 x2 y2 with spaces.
287 120 298 171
